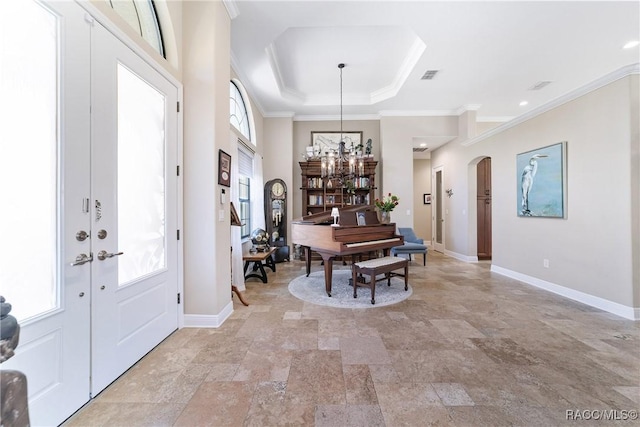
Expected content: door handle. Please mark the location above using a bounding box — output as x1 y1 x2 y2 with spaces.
71 253 93 266
97 250 124 261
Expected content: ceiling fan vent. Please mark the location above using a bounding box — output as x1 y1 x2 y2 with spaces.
413 147 428 152
421 70 439 80
528 81 552 91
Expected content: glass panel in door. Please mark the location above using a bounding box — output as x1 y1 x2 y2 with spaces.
0 1 92 425
117 64 166 286
0 0 58 321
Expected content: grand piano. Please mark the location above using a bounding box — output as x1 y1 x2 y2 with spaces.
291 205 403 296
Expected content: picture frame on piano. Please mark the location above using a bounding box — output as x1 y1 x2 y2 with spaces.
356 211 366 226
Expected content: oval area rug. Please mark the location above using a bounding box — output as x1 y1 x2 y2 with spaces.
288 269 412 308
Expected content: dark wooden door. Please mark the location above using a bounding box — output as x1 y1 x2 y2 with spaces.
477 158 492 260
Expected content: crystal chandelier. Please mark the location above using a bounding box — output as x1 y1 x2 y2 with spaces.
320 63 364 185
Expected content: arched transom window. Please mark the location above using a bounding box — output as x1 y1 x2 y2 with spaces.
108 0 164 57
229 81 251 142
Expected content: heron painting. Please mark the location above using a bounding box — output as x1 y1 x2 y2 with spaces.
516 142 566 218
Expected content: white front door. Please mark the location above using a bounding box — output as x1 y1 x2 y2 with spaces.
1 1 180 424
89 21 179 395
0 1 91 425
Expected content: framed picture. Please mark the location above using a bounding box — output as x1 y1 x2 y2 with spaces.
311 131 363 154
423 193 432 205
516 141 567 218
218 149 231 187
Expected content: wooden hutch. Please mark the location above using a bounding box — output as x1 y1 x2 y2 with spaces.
299 159 377 216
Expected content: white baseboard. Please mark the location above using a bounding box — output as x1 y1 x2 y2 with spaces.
491 265 639 321
182 300 234 328
444 249 478 263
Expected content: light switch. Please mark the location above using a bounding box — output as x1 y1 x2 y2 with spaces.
218 210 224 221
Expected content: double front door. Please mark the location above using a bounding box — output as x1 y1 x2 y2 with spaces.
1 2 179 425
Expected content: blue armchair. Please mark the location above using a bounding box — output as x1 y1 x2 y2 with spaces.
391 227 428 266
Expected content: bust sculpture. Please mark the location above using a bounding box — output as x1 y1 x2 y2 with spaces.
1 295 30 427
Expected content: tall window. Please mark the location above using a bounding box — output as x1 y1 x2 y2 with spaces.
237 146 253 239
108 0 164 57
230 81 251 141
230 80 255 240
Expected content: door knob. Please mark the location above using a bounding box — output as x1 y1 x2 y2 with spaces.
70 253 93 266
97 250 124 261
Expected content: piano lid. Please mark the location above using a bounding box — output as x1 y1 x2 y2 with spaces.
293 205 377 225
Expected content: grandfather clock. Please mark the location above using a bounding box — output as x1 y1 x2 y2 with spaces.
264 178 290 262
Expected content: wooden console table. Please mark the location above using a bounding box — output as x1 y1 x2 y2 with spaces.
243 247 277 283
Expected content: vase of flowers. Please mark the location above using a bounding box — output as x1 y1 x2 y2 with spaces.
374 193 399 224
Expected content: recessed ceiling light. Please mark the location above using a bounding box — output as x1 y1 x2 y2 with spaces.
519 101 529 106
623 40 640 49
420 143 427 147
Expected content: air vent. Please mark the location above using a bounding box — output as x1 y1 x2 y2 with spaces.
413 147 428 152
421 70 439 80
528 81 552 91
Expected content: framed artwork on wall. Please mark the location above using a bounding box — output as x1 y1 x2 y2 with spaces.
218 149 231 187
423 193 432 205
516 141 567 218
311 131 363 154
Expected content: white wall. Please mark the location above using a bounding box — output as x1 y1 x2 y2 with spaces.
431 75 639 315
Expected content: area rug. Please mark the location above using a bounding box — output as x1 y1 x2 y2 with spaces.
288 269 412 308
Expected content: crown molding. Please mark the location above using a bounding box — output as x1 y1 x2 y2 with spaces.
293 114 381 122
462 62 640 147
477 116 514 123
379 110 458 117
222 0 239 20
263 112 296 119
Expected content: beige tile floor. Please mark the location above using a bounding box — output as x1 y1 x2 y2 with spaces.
65 251 640 426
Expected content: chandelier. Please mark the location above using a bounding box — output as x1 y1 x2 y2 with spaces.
320 63 364 185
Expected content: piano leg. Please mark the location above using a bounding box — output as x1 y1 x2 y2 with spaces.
319 252 335 297
305 246 312 276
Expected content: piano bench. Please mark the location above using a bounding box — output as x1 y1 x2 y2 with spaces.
352 256 409 304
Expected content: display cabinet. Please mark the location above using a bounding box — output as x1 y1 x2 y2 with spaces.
299 160 377 216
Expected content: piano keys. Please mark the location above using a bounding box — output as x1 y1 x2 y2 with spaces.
291 205 403 296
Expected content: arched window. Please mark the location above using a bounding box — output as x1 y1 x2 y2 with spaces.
230 81 251 142
108 0 164 57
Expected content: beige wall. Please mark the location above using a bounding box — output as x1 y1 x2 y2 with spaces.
380 116 458 228
291 120 381 220
263 117 294 244
431 75 639 311
630 75 640 308
413 159 432 242
182 0 231 317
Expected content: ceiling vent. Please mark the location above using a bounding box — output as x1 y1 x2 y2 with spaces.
413 147 428 152
528 81 552 91
421 70 439 80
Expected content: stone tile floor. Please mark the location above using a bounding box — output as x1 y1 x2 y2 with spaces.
64 252 639 426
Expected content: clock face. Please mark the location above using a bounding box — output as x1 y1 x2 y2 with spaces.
272 182 285 197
